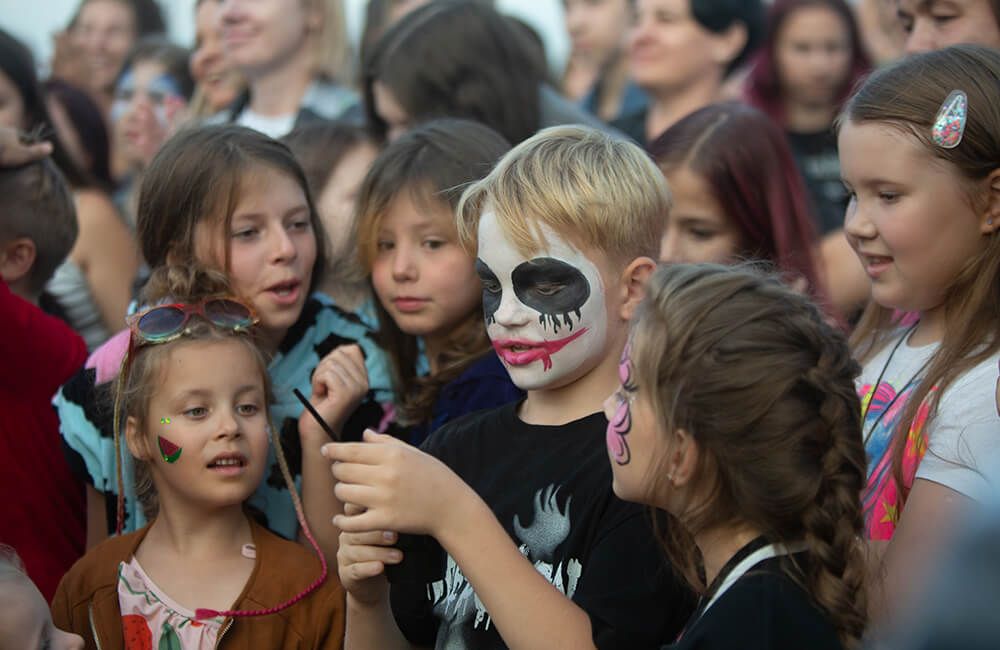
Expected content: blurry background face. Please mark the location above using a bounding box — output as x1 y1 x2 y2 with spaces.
0 69 25 129
71 0 137 93
220 0 312 76
775 4 852 108
316 142 379 262
659 166 741 264
564 0 632 68
111 60 186 167
627 0 722 92
192 0 241 113
899 0 1000 53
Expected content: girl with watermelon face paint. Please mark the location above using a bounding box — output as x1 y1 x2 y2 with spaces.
51 267 346 649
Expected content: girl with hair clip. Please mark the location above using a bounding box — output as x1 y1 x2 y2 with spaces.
350 118 523 447
838 44 1000 625
213 0 357 139
53 125 394 563
606 263 868 649
52 266 345 649
649 103 834 316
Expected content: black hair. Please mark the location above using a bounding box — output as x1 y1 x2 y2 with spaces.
691 0 766 73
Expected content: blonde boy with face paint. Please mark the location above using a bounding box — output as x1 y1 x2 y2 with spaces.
325 126 694 649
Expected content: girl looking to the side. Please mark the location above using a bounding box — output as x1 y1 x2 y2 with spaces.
606 263 868 648
351 118 524 446
53 125 394 559
52 266 344 648
649 102 831 313
838 44 1000 625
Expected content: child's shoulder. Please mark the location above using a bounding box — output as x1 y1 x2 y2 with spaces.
56 527 147 604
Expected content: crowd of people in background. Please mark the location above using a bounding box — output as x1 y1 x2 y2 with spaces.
1 0 999 648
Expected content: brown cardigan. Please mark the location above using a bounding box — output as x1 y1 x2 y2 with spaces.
51 518 345 650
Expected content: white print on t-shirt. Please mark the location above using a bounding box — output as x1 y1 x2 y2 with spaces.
427 485 583 647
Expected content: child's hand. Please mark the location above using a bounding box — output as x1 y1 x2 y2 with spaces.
336 502 401 605
323 430 468 537
300 344 369 442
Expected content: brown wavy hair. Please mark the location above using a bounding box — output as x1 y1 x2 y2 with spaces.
355 118 511 425
632 263 868 646
842 45 1000 507
114 266 274 522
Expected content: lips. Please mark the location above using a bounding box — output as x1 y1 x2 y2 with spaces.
392 297 429 313
207 452 248 475
265 279 301 306
492 328 589 371
858 252 894 278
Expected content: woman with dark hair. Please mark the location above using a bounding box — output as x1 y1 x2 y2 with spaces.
53 0 166 114
364 0 607 144
649 102 831 312
44 79 114 190
744 0 870 236
614 0 765 144
0 28 139 351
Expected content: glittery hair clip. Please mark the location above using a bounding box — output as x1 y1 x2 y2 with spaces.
932 90 968 149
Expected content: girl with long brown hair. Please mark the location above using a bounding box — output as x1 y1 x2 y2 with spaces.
839 44 1000 623
605 263 868 648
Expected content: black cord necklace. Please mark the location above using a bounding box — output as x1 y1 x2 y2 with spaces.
861 323 932 446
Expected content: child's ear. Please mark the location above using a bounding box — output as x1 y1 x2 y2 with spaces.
710 22 748 69
0 237 36 287
980 168 1000 235
668 427 700 488
125 416 152 461
617 256 657 321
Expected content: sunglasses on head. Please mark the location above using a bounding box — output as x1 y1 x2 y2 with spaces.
127 297 259 343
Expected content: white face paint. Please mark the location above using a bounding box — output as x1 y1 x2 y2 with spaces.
476 211 608 391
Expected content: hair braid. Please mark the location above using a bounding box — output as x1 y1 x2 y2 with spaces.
799 335 869 647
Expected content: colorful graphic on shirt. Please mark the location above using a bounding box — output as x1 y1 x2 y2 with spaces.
157 436 182 464
859 381 935 540
427 484 582 647
607 344 636 466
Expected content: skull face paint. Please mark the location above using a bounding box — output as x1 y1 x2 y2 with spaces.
606 344 636 466
476 211 608 391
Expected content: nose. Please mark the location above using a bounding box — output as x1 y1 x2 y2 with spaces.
658 227 683 263
217 409 241 439
842 197 876 241
391 243 418 282
492 291 531 328
904 20 935 55
270 225 298 264
219 0 245 25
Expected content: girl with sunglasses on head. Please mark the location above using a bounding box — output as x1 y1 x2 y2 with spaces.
52 265 345 649
54 125 394 561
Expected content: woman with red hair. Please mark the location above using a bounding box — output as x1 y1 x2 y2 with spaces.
650 102 834 315
744 0 870 236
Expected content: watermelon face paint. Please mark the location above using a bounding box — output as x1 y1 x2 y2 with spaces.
157 436 182 464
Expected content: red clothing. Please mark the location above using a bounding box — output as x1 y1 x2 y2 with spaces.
0 279 87 601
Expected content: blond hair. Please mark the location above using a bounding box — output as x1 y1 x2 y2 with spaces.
457 125 670 263
309 0 353 83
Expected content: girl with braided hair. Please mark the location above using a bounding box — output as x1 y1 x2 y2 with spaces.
604 263 868 648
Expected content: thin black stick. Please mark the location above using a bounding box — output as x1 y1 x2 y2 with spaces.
292 388 340 442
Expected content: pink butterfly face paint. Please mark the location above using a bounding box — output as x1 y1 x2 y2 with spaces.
157 435 182 464
476 212 608 391
606 345 636 466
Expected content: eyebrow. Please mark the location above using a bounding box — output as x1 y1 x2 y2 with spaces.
231 205 309 222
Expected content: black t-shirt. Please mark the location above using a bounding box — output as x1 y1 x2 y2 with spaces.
665 538 842 650
389 402 694 649
786 128 849 236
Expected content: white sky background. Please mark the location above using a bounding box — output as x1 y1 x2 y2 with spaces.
0 0 572 79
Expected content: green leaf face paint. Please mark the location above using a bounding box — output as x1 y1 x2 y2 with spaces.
160 417 171 425
157 436 182 464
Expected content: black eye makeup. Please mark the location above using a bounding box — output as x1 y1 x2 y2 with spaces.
512 257 590 333
475 259 502 324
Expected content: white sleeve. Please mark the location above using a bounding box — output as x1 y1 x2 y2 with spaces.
915 356 1000 503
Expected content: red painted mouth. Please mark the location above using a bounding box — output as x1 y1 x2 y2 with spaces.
492 328 589 371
